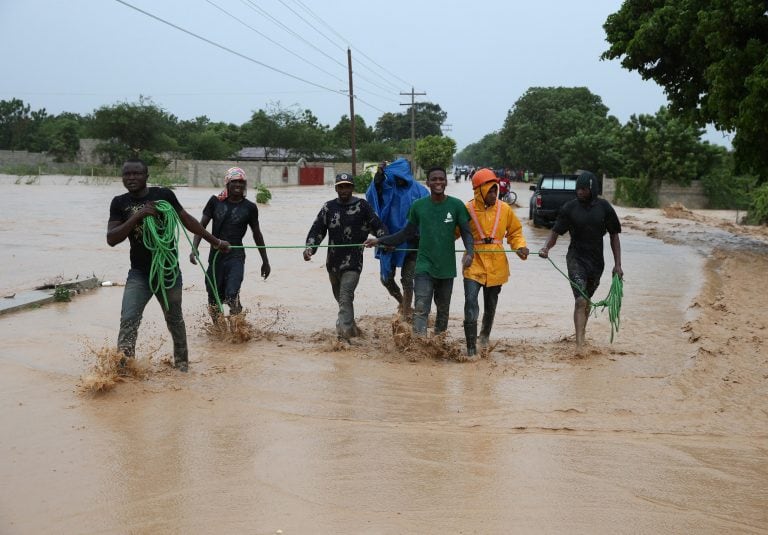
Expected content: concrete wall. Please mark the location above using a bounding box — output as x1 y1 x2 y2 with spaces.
657 181 707 209
179 160 338 187
602 177 616 203
0 149 56 167
603 177 708 209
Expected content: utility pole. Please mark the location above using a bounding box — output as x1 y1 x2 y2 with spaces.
347 47 357 176
400 87 426 161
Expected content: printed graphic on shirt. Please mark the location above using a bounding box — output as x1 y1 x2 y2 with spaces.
443 212 454 224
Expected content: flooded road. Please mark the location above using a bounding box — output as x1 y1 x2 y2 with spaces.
1 176 766 533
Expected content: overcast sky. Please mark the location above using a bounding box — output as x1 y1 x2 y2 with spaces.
0 0 732 150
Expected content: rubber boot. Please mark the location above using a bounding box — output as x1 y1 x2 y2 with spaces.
478 310 495 348
464 321 478 358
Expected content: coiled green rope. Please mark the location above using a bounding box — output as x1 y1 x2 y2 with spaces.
545 257 623 342
142 200 181 310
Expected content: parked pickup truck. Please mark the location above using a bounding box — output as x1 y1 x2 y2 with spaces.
528 174 579 227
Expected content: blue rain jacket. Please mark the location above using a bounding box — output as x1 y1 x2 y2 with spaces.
365 158 429 280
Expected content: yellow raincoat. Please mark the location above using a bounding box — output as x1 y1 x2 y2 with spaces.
461 181 527 286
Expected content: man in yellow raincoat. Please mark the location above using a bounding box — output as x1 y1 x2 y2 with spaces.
461 168 529 357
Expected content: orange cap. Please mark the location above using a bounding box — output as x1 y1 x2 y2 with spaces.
472 168 498 189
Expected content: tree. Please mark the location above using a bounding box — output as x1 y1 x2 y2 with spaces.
455 132 504 167
86 97 178 164
414 135 456 171
374 102 447 142
616 107 718 185
240 103 332 160
331 114 373 147
499 87 615 173
38 116 82 162
0 98 44 151
559 116 623 177
602 0 768 182
357 141 396 163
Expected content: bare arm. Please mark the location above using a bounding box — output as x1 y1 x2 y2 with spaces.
189 213 211 264
538 230 559 258
458 220 474 269
251 222 271 279
178 209 230 252
610 232 623 278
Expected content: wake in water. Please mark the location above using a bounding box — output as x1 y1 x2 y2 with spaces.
78 343 152 394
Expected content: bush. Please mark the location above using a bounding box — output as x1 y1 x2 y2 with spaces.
353 173 373 193
255 183 272 204
613 176 657 207
701 168 756 210
746 182 768 225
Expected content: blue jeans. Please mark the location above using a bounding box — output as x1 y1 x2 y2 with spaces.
413 273 454 335
118 268 187 364
206 253 245 314
328 270 361 339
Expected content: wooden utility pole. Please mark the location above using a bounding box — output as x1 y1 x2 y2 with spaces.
347 48 357 177
400 87 426 160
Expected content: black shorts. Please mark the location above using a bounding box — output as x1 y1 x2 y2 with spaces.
566 255 603 300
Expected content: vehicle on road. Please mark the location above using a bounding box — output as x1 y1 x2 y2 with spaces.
528 174 580 227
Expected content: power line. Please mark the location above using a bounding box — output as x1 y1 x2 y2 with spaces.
238 0 400 100
114 0 341 94
246 0 399 97
204 0 345 85
290 0 407 91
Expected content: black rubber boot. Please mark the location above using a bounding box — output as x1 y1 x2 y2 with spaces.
479 310 495 347
464 321 478 358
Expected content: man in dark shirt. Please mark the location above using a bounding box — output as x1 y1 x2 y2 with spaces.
107 158 230 372
303 173 387 342
190 167 270 320
538 171 623 347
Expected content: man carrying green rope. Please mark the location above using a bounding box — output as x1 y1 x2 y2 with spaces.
538 171 623 348
108 158 230 372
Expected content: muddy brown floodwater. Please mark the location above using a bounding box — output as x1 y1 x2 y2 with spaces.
0 175 766 534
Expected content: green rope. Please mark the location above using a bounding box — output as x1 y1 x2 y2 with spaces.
142 200 221 312
206 243 527 310
545 257 623 342
142 200 181 310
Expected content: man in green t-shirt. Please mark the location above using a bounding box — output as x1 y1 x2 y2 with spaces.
365 166 474 336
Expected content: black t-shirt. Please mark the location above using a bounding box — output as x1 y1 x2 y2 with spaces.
552 197 621 269
109 187 183 273
202 196 259 259
305 197 386 274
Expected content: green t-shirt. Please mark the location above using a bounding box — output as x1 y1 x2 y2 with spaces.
408 195 470 278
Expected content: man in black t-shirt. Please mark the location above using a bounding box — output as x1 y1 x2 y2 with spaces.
108 158 230 372
190 167 270 319
303 173 387 342
538 171 623 347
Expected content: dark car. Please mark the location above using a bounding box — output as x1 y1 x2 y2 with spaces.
528 174 579 227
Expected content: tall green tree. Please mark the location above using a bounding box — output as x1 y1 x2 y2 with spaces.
331 114 373 147
240 103 332 160
455 132 503 167
617 107 720 185
414 135 456 171
0 98 47 151
374 102 447 141
86 97 178 164
499 87 615 173
602 0 768 182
